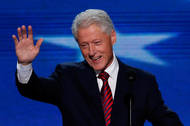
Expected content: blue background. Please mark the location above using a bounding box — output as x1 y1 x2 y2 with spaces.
0 0 189 125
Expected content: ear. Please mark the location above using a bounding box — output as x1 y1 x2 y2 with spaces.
111 30 116 45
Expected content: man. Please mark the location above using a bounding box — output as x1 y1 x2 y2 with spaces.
13 9 183 126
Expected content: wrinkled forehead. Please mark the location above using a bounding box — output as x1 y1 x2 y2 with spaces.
78 22 105 32
75 24 110 42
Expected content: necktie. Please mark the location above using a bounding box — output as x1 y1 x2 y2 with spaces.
98 72 113 126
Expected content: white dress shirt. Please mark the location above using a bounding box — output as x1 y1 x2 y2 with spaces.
17 53 119 98
95 54 119 99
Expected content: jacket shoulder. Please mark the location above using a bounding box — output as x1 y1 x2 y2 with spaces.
54 61 89 73
119 60 155 79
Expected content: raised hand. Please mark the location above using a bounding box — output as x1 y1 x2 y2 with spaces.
12 25 43 65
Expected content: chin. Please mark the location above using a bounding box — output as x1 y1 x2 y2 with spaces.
91 65 105 71
87 59 106 71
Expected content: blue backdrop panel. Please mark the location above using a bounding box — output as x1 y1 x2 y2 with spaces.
0 0 189 125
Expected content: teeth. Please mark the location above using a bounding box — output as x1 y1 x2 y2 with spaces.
92 56 101 60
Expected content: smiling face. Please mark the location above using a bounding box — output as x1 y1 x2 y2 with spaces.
77 24 116 71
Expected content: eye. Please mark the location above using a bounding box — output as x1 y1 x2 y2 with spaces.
79 43 88 48
94 41 102 45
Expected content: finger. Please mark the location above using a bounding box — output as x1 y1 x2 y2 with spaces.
17 27 22 41
12 34 19 46
35 38 43 49
21 25 27 39
28 25 33 40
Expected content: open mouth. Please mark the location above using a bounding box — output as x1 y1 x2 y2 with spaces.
91 56 102 62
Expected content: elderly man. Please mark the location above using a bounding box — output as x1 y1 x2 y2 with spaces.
13 9 183 126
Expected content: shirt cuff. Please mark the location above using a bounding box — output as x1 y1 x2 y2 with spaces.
17 62 33 84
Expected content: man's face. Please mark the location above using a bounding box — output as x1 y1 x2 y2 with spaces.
77 24 116 71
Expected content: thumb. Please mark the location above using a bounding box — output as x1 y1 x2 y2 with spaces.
35 38 43 49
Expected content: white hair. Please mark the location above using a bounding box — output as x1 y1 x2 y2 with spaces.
71 9 115 40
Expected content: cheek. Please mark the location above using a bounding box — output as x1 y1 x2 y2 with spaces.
81 51 91 61
102 45 113 54
81 49 88 57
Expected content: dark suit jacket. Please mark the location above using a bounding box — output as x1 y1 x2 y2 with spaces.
16 59 183 126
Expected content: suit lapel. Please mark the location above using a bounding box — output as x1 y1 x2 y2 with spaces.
114 60 136 99
76 61 105 124
111 60 137 125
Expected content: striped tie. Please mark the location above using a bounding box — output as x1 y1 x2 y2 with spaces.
98 72 113 126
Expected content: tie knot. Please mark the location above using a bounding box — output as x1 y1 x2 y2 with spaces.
98 71 110 80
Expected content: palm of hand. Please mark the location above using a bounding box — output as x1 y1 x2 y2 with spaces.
12 25 43 65
16 38 39 64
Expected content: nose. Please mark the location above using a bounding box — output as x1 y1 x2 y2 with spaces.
89 44 95 56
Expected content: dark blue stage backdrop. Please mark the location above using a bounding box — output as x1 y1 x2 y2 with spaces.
0 0 189 125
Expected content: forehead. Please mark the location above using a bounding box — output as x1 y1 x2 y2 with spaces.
77 24 109 42
78 24 103 34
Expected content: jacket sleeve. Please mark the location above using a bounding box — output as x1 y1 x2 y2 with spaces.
146 76 183 126
15 64 63 105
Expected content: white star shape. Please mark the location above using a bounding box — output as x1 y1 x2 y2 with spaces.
36 31 178 66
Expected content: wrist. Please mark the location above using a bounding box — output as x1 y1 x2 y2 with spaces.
17 61 32 71
18 60 32 66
